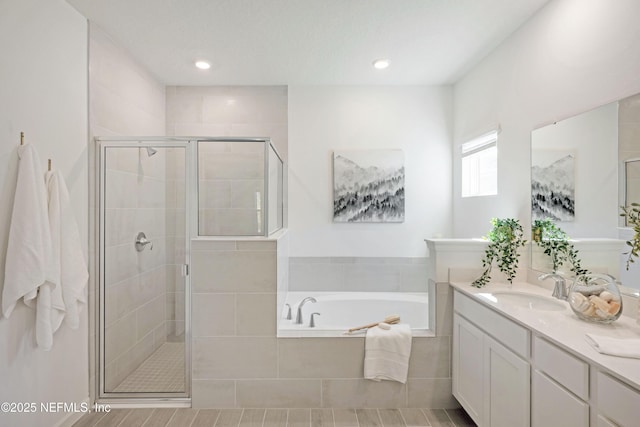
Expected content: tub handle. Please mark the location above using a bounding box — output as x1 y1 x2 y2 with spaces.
284 304 292 320
309 312 321 328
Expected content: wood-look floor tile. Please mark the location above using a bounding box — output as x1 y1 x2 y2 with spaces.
378 409 405 427
240 409 266 427
355 409 382 427
144 408 178 427
215 409 244 427
422 410 453 427
192 409 221 427
398 409 429 427
443 409 476 427
72 411 107 427
311 409 334 427
287 409 310 427
332 409 358 427
167 408 198 427
118 408 154 427
264 409 288 427
94 409 132 427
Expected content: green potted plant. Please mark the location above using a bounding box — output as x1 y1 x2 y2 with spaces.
532 218 590 278
620 203 640 269
472 218 527 288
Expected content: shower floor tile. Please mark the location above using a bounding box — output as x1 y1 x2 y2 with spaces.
114 342 185 393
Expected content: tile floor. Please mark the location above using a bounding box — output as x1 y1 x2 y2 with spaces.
73 408 477 427
113 343 185 393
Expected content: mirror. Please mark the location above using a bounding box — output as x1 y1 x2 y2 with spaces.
531 93 640 292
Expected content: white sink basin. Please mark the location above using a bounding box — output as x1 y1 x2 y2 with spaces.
478 291 566 311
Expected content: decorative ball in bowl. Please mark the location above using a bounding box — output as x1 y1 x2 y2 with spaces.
568 275 622 324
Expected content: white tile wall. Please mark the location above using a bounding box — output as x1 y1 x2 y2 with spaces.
166 86 287 236
289 257 430 292
89 23 189 393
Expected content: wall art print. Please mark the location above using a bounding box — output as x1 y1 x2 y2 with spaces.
531 150 575 221
333 150 405 223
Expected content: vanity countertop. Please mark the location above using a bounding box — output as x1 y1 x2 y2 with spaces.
450 280 640 390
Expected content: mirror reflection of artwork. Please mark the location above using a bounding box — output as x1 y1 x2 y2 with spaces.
333 150 405 223
531 150 575 221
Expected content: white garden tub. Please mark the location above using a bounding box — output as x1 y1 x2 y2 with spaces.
278 292 431 337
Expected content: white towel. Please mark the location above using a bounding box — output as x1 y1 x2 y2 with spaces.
2 144 57 349
46 170 88 330
364 323 412 383
585 333 640 359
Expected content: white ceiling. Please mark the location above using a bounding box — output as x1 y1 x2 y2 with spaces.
66 0 550 86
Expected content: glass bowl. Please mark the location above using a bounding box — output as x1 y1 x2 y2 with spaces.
568 275 623 324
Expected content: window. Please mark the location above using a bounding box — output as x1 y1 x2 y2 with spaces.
461 130 498 197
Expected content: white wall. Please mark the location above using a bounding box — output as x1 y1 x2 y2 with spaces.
453 0 640 238
288 86 453 257
0 0 88 426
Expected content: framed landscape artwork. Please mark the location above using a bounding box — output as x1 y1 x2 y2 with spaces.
333 150 405 223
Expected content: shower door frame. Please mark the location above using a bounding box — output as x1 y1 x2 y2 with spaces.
95 137 195 403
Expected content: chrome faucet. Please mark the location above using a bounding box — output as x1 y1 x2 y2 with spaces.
295 297 317 324
309 312 321 328
538 273 568 300
284 303 292 320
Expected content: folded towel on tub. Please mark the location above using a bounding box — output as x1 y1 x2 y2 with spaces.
364 323 412 383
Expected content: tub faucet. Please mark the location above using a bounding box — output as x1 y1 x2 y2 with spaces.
295 297 317 324
538 273 568 300
309 312 321 328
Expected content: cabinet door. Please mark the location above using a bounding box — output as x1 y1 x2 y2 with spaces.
453 314 484 425
532 370 589 427
484 335 530 427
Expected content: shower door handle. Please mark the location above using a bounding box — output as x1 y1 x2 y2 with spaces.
135 232 153 252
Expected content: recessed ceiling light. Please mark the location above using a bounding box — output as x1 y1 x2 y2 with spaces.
372 59 390 69
195 60 211 70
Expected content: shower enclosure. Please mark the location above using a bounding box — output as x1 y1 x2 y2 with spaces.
96 137 283 401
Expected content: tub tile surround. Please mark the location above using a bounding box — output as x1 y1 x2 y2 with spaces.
289 257 430 293
191 239 456 409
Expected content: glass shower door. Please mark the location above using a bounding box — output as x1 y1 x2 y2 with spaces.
99 141 190 397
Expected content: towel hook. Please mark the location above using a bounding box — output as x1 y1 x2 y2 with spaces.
20 132 24 145
48 159 52 172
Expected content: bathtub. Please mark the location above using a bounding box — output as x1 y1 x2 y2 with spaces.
278 292 431 337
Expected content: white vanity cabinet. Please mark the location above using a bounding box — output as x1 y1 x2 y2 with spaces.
596 371 640 427
452 285 640 427
453 291 531 427
532 336 590 427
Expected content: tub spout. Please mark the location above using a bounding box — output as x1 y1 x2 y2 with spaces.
295 297 317 325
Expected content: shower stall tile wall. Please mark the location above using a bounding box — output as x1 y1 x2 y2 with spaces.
102 146 186 392
89 23 172 399
166 86 288 161
191 238 456 409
